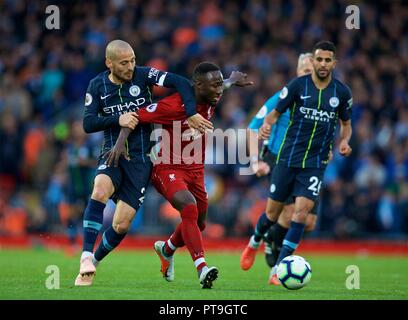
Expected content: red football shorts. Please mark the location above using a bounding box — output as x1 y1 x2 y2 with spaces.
151 165 208 213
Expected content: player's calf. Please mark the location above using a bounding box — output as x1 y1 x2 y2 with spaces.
93 226 127 263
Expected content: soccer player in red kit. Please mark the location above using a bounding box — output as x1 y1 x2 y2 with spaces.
106 62 252 288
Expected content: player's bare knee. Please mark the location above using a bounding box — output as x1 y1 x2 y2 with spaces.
292 211 308 224
265 199 283 222
280 206 294 227
180 199 197 209
112 221 130 234
91 187 111 203
173 192 196 212
305 222 315 232
305 216 317 232
265 208 279 222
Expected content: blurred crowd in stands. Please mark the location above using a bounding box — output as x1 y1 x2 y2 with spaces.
0 0 407 241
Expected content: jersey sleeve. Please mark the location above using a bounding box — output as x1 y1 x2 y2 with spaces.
136 95 187 125
248 91 280 131
82 79 120 133
275 78 299 114
143 67 197 117
338 85 353 121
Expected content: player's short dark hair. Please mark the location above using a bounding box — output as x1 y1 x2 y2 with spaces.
192 62 220 81
312 41 336 57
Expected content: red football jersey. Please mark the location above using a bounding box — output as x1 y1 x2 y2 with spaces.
136 93 215 170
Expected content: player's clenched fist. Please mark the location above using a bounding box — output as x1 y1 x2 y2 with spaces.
339 139 352 157
119 112 139 129
259 123 271 140
252 160 270 177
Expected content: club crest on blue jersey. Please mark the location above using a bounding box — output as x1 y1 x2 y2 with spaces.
329 97 339 108
129 85 141 97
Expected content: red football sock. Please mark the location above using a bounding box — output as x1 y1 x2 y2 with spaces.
164 224 184 256
180 204 206 271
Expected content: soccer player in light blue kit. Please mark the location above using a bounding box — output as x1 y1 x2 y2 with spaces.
241 53 319 277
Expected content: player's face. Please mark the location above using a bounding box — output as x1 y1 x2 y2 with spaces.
107 49 136 82
297 58 313 77
197 71 224 106
312 49 336 80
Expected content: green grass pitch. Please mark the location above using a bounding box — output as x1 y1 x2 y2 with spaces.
1 248 407 300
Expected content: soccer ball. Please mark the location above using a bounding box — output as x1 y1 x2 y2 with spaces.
276 255 312 290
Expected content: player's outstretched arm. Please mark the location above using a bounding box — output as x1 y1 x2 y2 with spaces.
223 71 254 89
339 119 352 157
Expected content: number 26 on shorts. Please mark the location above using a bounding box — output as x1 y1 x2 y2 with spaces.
308 176 322 196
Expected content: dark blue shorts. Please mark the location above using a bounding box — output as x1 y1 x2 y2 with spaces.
263 151 295 206
95 156 152 211
269 162 325 205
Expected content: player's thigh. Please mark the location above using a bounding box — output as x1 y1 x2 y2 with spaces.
269 164 296 202
151 167 192 210
186 169 208 214
115 159 152 212
293 167 324 203
92 160 122 201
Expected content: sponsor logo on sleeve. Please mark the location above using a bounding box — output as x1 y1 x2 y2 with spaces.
279 87 288 99
85 93 92 106
148 68 160 80
98 164 107 170
146 103 158 112
256 105 268 119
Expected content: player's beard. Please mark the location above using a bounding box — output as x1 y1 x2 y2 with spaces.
315 68 331 80
113 69 133 83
